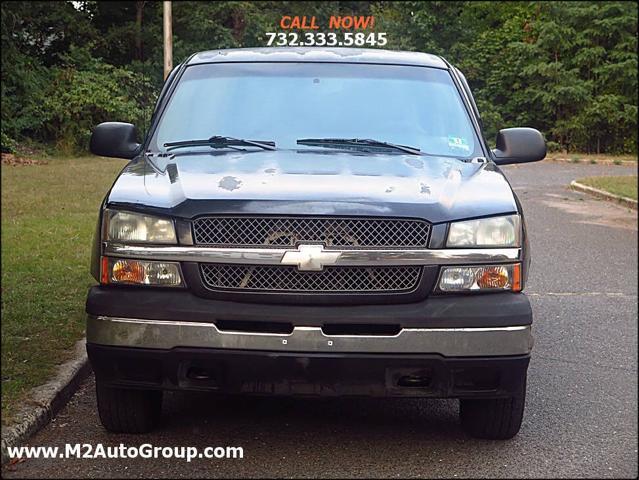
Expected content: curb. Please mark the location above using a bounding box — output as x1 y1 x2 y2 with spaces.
1 338 91 464
570 180 638 210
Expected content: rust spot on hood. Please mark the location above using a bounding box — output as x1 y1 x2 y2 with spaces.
219 176 242 191
405 158 424 169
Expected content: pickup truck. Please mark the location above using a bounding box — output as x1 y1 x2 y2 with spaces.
86 47 545 439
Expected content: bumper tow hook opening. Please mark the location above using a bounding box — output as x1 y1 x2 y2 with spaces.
187 367 214 381
397 375 431 388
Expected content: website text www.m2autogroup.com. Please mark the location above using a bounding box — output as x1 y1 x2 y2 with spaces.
7 443 244 462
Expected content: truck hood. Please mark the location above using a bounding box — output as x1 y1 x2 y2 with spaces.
107 150 518 223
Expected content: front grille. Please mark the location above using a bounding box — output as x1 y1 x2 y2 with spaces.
192 216 430 249
200 264 422 294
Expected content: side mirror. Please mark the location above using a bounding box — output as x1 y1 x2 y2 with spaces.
90 122 141 159
491 127 546 165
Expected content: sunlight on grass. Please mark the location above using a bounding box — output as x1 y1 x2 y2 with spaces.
579 176 638 201
1 156 127 422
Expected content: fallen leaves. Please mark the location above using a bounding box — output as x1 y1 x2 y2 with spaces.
1 153 48 166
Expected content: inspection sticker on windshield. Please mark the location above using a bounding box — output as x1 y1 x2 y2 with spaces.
448 136 470 152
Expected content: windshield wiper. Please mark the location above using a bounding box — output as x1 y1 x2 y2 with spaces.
164 136 276 151
297 138 422 155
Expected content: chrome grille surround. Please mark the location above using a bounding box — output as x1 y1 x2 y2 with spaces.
192 216 431 249
104 242 522 266
200 264 422 294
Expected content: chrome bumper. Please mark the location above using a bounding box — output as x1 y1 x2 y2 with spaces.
87 315 533 356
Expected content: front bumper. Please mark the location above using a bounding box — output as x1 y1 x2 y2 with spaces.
87 315 532 356
86 287 533 398
86 287 533 328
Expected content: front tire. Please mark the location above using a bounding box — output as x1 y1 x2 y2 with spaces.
460 377 526 440
96 380 162 433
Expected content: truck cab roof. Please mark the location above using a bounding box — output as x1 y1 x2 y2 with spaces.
187 47 448 69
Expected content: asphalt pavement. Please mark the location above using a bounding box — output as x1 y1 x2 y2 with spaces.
4 160 638 478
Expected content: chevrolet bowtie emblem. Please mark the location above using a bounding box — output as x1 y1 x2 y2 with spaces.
280 244 341 271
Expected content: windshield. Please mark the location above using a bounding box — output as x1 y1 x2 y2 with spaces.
151 62 482 158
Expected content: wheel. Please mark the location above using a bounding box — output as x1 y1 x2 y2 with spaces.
96 380 162 433
459 377 526 440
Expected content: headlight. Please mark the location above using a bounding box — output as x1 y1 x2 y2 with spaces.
447 214 520 247
101 257 183 286
105 210 176 244
438 264 521 292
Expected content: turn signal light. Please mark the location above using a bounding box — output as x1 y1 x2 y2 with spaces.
112 259 145 284
438 264 521 292
100 257 183 287
476 266 509 289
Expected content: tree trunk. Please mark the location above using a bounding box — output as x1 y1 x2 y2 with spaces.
135 1 146 61
231 9 246 43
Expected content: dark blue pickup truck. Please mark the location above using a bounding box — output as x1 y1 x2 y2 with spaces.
86 47 545 439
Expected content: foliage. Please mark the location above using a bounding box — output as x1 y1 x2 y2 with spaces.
42 49 155 154
1 1 637 154
377 1 637 153
1 131 17 153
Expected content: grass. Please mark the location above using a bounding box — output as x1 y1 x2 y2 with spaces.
578 175 638 200
546 152 638 163
1 155 127 422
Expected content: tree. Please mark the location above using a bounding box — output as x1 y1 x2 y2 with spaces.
1 1 637 154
